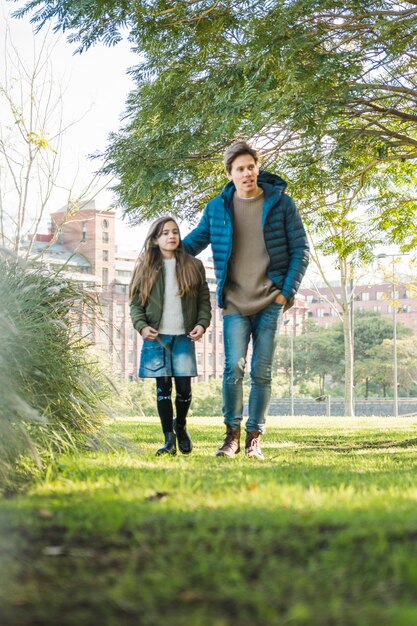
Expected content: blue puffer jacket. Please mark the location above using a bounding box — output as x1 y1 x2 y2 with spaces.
183 170 310 308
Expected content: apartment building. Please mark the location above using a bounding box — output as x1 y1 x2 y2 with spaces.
300 282 417 332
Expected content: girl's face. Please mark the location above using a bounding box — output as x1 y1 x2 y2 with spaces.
156 220 180 258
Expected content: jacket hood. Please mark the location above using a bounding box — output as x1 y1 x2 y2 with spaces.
221 169 287 202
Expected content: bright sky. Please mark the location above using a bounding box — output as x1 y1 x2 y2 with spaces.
1 0 154 252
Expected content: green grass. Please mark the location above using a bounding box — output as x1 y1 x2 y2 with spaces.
2 417 417 626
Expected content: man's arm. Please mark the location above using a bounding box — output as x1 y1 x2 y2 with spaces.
281 198 310 301
195 262 212 330
182 205 211 256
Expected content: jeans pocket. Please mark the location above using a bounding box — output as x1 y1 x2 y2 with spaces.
142 342 165 372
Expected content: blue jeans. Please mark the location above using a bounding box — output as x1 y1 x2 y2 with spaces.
222 302 284 434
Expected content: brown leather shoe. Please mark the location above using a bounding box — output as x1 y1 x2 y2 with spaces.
245 431 265 460
215 425 241 457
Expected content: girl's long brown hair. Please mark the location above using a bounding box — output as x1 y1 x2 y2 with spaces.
129 216 202 305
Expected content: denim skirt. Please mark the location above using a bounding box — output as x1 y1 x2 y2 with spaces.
139 333 197 378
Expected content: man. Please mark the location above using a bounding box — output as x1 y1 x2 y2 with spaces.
183 141 309 459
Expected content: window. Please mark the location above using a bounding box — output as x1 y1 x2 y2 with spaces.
102 219 109 229
102 268 108 285
103 249 109 262
373 305 381 312
197 353 203 366
362 292 370 301
81 222 87 242
207 331 213 343
102 232 109 243
99 328 108 344
218 331 223 344
306 295 314 303
116 327 121 340
208 354 213 367
376 292 384 300
116 304 124 317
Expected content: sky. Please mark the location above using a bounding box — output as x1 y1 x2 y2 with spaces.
1 0 154 253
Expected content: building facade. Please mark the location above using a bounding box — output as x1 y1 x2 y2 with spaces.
300 282 417 332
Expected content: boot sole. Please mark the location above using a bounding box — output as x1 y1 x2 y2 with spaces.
215 449 240 457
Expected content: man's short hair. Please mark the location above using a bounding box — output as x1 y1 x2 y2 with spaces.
223 141 259 174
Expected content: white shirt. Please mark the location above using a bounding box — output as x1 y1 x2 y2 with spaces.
158 258 185 335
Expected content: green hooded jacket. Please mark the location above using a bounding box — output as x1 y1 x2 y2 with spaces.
130 258 211 334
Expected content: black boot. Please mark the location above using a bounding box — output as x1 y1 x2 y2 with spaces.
174 419 193 455
156 432 177 456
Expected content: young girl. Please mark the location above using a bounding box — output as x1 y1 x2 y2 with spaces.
129 217 211 456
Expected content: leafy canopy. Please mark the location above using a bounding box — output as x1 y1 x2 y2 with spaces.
13 0 417 236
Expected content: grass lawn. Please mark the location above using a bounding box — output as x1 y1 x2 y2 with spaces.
2 416 417 626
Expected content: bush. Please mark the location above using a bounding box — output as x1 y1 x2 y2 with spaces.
0 256 110 491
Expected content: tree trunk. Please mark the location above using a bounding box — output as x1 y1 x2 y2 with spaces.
340 260 355 417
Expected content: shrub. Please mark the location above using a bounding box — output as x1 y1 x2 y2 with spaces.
0 256 110 491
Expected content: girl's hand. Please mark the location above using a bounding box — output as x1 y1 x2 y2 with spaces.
188 325 205 342
140 326 159 341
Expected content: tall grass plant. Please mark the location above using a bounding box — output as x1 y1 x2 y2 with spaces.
0 255 110 490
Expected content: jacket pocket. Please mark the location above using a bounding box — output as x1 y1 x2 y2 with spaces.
142 341 166 372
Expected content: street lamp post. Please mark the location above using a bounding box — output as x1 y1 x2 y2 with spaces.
377 252 408 418
283 319 294 416
290 327 294 417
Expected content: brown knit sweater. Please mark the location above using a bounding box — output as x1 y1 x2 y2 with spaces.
223 191 279 316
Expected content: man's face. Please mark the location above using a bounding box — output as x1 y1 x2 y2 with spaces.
227 153 260 198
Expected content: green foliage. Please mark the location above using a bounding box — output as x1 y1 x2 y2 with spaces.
3 418 417 624
276 313 415 396
189 377 223 416
0 256 110 491
277 320 345 394
13 1 417 253
355 336 417 397
108 377 158 417
13 2 417 223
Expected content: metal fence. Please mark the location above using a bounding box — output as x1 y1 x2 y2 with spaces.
267 397 417 417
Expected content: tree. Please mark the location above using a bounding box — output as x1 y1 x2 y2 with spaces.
356 337 417 397
0 22 107 256
13 0 417 225
277 321 344 396
354 311 413 397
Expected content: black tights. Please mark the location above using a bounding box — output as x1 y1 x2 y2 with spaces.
156 376 192 433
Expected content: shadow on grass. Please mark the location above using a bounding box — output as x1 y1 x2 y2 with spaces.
3 496 417 626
